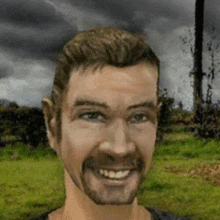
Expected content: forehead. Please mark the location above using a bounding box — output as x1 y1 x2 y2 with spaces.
64 63 158 109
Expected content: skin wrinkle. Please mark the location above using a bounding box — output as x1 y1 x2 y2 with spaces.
69 98 158 124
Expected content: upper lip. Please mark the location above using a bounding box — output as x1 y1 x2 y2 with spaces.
95 166 135 171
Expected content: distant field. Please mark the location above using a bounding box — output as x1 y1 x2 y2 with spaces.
1 132 220 220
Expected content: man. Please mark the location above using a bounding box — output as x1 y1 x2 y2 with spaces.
37 27 188 220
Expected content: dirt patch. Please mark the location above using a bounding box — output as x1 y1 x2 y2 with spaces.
165 161 220 186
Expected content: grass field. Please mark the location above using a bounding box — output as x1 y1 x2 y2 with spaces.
1 131 220 220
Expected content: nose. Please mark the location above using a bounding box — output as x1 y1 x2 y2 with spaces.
99 119 135 158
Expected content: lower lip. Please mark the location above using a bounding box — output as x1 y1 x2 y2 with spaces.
88 169 137 186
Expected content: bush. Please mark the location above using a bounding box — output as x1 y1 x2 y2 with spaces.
157 91 174 142
171 108 192 125
0 106 47 148
193 103 220 139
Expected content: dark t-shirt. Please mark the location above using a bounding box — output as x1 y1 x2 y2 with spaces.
30 207 190 220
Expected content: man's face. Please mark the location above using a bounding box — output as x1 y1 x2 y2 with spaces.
58 63 158 205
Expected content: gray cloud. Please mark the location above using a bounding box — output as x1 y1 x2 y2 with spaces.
64 0 195 32
0 0 220 109
1 0 64 27
0 63 13 79
0 0 77 60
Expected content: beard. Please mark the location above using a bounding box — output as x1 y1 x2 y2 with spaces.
80 156 145 205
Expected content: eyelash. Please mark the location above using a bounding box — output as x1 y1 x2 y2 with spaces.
128 113 148 123
79 111 107 122
79 111 148 123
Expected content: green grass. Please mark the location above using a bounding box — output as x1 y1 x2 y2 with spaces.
1 132 220 219
138 167 220 220
0 158 65 220
138 131 220 219
155 132 220 160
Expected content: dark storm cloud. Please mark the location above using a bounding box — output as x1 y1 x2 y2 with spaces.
68 0 194 33
0 0 219 108
0 0 196 108
0 64 13 79
68 0 143 32
0 0 76 60
1 0 62 27
0 23 76 60
0 0 196 63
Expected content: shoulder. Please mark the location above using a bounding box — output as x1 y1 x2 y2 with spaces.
29 207 62 220
147 208 191 220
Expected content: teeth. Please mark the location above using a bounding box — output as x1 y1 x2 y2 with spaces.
98 169 131 179
104 170 108 176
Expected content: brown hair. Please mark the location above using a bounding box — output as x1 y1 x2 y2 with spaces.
45 26 160 141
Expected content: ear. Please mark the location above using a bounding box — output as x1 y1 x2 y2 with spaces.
42 97 60 154
156 102 162 118
158 102 162 111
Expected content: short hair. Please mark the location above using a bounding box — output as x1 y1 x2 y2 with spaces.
47 26 160 141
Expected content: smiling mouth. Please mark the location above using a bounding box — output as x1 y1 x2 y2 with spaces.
83 157 144 182
83 165 142 187
97 169 132 179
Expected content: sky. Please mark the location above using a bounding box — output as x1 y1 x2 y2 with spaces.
0 0 220 109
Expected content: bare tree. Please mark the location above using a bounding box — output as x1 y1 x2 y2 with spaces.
193 0 205 113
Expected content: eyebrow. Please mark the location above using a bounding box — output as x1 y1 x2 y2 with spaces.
72 98 157 111
73 98 109 109
128 101 157 111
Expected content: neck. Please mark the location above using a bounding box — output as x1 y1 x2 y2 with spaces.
59 170 148 220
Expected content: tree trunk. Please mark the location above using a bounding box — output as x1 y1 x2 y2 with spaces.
193 0 205 113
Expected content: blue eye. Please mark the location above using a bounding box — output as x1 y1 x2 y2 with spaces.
129 114 148 123
80 112 106 122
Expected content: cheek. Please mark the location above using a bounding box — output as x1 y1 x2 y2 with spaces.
60 122 104 170
131 124 157 160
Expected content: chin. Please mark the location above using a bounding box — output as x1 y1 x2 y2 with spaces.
84 185 138 205
81 167 145 205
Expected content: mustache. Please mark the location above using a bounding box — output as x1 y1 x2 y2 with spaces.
83 155 145 171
